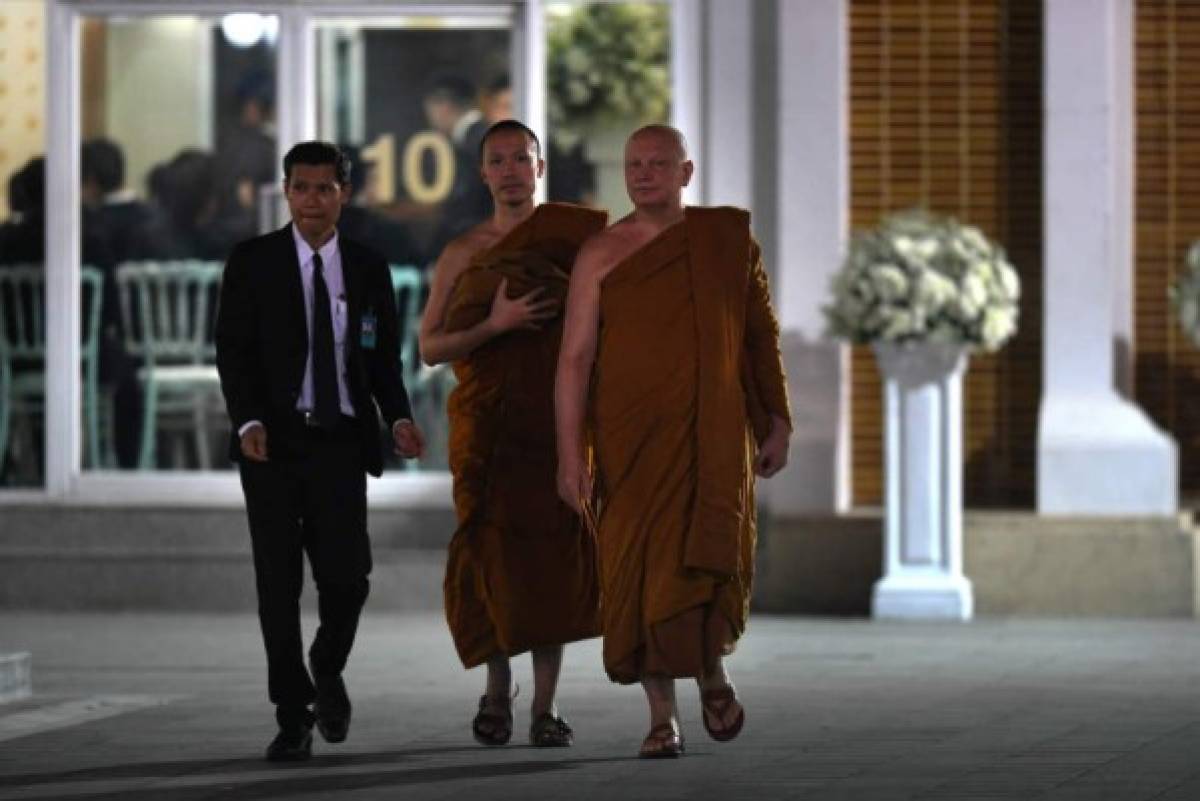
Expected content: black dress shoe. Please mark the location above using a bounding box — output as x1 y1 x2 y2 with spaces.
313 673 351 743
265 724 313 762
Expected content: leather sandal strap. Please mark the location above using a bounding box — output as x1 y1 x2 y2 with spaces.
701 686 736 704
640 723 683 756
530 713 573 745
477 694 513 711
702 686 738 715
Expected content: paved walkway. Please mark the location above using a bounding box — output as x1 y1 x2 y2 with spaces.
2 612 1200 800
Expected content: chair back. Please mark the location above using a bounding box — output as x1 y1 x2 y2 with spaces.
116 261 222 365
389 264 425 386
0 265 46 362
0 265 102 364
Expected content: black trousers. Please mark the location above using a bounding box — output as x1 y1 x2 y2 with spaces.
238 419 371 724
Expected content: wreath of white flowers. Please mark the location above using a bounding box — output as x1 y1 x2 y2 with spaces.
823 210 1021 352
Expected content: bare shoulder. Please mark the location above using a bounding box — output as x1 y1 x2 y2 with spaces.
574 225 634 284
433 223 492 282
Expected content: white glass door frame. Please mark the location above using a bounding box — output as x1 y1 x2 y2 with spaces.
23 0 701 508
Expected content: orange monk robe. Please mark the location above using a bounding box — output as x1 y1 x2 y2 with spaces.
442 203 608 668
590 206 791 684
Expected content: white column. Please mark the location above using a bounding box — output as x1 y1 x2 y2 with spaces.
1038 0 1177 515
765 0 850 513
703 0 752 209
513 0 547 203
672 0 704 205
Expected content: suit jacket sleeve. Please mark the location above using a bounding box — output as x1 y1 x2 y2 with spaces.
367 255 414 426
215 242 267 430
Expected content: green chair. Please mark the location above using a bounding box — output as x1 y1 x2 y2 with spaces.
389 264 455 471
115 260 223 470
0 265 107 479
390 265 424 471
389 265 424 394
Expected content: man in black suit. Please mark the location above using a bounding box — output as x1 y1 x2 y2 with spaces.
80 138 149 469
215 141 425 761
82 138 154 266
422 74 493 260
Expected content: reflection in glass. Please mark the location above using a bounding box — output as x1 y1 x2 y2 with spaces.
316 16 512 471
0 1 47 486
76 15 279 471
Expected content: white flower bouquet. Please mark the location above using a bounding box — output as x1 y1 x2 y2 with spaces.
823 210 1021 352
1170 240 1200 347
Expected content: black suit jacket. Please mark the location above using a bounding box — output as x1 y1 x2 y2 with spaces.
427 117 494 260
215 223 412 476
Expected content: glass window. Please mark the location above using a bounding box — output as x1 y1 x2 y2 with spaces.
0 1 47 487
545 2 672 218
78 13 279 471
315 14 513 472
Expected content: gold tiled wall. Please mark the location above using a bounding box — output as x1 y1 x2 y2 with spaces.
0 1 45 218
1134 0 1200 496
848 0 1043 508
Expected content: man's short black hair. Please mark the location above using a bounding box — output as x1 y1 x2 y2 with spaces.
283 141 351 186
479 120 542 163
485 74 511 95
158 149 217 227
82 138 125 193
423 73 477 109
235 68 275 113
9 157 45 216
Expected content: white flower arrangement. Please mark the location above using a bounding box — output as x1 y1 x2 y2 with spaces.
823 210 1021 352
1170 240 1200 347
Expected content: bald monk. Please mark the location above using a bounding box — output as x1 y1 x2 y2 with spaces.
419 120 605 748
555 125 792 758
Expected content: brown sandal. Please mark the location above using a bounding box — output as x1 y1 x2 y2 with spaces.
529 712 574 747
472 693 513 746
638 723 684 759
700 686 745 742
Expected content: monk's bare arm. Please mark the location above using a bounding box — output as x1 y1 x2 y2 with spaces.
554 237 608 512
418 240 490 366
419 237 558 366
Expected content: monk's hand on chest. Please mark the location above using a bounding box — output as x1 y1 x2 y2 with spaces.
486 278 560 334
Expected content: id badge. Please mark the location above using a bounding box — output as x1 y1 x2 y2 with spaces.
360 311 378 350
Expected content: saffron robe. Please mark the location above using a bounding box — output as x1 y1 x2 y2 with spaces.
591 206 791 684
443 203 607 667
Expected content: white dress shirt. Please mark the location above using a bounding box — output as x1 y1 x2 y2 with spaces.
291 227 355 418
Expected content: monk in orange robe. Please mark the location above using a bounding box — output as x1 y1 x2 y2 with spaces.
555 125 792 758
419 120 604 749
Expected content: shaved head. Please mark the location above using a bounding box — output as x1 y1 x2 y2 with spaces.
628 125 689 161
623 124 693 213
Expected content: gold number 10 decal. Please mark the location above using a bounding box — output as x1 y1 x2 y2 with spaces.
361 132 456 206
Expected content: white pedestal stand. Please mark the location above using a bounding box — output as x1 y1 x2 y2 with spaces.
871 343 974 620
